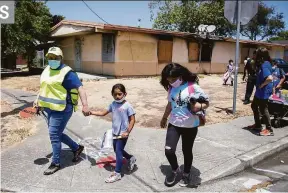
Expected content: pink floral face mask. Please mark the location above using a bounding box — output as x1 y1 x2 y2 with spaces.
170 78 183 88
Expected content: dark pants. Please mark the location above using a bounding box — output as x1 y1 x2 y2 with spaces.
251 96 272 130
244 75 257 101
113 138 132 173
165 124 198 174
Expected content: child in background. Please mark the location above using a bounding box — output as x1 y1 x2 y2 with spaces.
89 83 136 183
223 59 235 86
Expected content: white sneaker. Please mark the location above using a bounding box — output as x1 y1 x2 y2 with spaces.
105 172 121 183
128 156 136 171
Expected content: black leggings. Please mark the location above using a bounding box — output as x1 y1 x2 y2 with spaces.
251 96 272 130
165 124 198 174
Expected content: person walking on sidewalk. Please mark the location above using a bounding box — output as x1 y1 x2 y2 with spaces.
160 63 209 187
243 51 257 104
34 47 90 175
89 83 137 183
247 48 274 136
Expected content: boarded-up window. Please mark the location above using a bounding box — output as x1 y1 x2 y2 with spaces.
158 40 173 63
102 34 115 63
188 42 199 62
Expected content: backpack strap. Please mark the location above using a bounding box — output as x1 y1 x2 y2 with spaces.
188 82 195 95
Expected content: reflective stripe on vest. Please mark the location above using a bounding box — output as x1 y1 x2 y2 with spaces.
38 96 67 105
38 65 73 111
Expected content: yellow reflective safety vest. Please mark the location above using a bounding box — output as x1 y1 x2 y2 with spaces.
38 65 79 111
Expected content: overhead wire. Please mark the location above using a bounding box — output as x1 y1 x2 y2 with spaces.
82 0 109 24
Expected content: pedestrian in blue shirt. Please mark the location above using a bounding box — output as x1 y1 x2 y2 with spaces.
35 47 90 175
89 84 137 183
247 48 274 136
271 60 285 95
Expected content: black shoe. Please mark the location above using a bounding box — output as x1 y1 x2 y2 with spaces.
43 163 60 175
165 169 179 185
179 173 190 187
72 145 84 162
243 100 250 105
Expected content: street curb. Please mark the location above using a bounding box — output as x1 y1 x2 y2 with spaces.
236 136 288 167
203 136 288 184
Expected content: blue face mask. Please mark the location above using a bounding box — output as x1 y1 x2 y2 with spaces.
48 60 61 69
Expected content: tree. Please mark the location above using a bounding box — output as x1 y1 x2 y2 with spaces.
51 15 65 27
149 0 235 37
240 2 285 41
269 30 288 41
1 0 64 69
149 1 285 41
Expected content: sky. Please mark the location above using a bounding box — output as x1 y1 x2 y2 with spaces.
47 1 288 30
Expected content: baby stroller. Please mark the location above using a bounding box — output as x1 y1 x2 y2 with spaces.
268 91 288 128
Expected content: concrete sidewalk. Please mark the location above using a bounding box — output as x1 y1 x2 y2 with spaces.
1 88 288 192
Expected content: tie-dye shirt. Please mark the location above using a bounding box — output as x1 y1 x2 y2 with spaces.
168 82 209 128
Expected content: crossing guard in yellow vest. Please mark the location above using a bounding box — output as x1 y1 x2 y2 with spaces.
35 47 90 175
39 64 79 111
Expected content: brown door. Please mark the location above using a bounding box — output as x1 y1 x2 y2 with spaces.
189 42 199 62
158 40 173 63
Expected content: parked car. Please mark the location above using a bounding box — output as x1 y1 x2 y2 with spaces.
272 58 288 74
273 58 287 65
272 58 288 89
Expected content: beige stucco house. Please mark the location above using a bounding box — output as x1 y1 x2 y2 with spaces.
50 20 288 77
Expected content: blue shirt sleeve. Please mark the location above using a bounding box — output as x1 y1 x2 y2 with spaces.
262 67 271 80
108 103 113 112
62 71 83 91
127 104 136 117
261 62 272 80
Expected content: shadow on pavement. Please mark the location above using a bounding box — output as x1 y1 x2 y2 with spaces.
214 106 233 114
46 152 53 158
103 158 139 177
34 149 95 169
34 158 49 165
242 126 261 136
160 164 201 188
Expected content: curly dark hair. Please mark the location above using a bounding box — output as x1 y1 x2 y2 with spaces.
160 63 199 91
